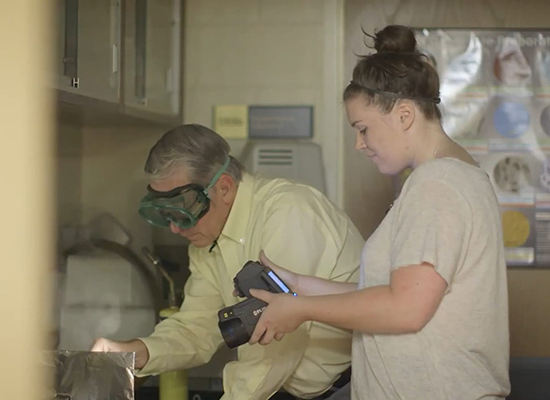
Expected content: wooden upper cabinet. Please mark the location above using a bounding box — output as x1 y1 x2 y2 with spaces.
54 0 182 123
55 0 121 103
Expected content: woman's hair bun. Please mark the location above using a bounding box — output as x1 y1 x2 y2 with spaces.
373 25 417 54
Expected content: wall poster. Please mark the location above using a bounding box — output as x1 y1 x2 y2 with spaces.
411 28 550 268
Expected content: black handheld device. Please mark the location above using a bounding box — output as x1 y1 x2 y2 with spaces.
217 261 295 348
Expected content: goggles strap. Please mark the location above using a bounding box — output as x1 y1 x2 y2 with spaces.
203 158 231 195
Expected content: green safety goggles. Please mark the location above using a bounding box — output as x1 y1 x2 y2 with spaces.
138 159 229 229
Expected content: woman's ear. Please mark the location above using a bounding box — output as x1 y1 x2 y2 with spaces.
396 102 415 131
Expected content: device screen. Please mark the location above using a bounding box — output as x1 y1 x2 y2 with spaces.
267 271 293 294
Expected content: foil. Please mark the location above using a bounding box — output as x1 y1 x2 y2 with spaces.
42 351 135 400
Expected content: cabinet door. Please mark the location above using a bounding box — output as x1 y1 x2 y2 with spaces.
56 0 121 103
124 0 182 118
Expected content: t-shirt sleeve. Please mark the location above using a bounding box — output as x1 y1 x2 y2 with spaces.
390 178 471 290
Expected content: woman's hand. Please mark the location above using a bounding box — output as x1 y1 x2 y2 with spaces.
259 250 301 293
248 289 308 346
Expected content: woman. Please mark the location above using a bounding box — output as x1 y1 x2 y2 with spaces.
249 25 510 399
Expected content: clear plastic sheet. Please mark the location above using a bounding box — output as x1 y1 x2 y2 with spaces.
42 351 135 400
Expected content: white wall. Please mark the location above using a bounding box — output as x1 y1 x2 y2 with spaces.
183 0 345 204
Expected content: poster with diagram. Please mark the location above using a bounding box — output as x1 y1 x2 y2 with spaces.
413 28 550 267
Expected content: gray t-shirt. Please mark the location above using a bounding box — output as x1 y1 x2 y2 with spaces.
352 158 510 400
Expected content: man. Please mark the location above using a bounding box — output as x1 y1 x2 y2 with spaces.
92 124 364 400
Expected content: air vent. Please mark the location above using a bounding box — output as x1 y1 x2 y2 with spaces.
258 148 294 166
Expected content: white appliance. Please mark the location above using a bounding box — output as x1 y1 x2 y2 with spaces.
58 253 157 350
239 141 327 195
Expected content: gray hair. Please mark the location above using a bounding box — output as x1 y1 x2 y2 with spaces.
144 124 245 185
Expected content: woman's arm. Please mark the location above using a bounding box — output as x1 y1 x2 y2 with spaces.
261 251 357 296
250 262 447 345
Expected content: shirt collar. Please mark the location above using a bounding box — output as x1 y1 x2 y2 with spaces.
220 172 254 245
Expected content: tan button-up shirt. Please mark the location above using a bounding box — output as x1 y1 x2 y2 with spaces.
139 173 363 399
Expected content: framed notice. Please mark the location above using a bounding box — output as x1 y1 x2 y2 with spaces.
248 106 313 139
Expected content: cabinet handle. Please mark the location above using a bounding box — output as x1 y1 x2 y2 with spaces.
110 0 120 75
135 0 147 101
63 0 79 79
112 44 118 74
166 68 172 93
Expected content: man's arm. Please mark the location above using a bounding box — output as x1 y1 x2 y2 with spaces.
92 257 225 376
137 257 225 376
222 327 310 400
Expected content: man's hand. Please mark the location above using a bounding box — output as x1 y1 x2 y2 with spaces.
91 338 150 370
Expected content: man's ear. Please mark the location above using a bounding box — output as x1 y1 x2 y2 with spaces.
216 174 236 205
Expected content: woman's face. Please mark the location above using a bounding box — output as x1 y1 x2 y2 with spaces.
345 96 411 175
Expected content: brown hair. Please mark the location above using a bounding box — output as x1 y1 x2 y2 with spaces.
343 25 441 120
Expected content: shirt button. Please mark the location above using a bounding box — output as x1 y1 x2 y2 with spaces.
239 238 244 243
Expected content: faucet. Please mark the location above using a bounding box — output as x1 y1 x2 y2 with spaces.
142 247 177 308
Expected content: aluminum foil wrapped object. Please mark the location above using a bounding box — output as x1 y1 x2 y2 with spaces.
42 351 135 400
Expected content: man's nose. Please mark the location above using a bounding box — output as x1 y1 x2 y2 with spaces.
170 222 193 237
170 222 182 234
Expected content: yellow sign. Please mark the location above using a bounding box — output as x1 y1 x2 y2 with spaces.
213 105 248 139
